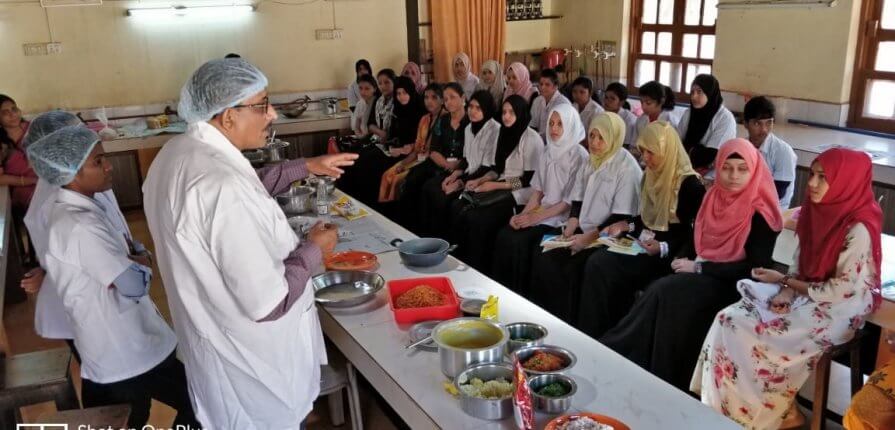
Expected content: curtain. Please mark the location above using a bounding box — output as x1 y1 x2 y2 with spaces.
431 0 507 83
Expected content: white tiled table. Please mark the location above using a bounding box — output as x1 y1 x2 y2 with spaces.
318 194 739 430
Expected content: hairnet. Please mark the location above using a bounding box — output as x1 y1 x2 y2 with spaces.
22 111 81 149
26 125 101 186
178 58 269 123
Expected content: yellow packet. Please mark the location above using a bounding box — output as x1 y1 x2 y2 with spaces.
443 380 459 397
331 196 369 221
480 295 499 321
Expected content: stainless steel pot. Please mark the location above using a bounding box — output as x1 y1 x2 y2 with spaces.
505 322 548 354
321 97 339 115
276 186 314 214
432 317 508 378
264 139 290 163
454 363 515 420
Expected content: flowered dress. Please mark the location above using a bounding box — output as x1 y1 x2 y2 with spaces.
691 223 877 429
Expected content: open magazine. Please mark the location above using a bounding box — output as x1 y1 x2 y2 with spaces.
540 234 646 255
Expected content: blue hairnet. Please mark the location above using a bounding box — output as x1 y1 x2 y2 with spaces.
178 58 269 123
22 111 81 149
26 125 100 186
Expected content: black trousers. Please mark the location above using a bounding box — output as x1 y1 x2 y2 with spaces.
448 194 517 273
81 351 200 428
417 175 459 240
530 247 597 324
491 224 559 297
600 273 740 392
575 249 672 338
398 160 439 235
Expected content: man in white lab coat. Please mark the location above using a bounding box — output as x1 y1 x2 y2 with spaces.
143 58 357 429
20 111 136 362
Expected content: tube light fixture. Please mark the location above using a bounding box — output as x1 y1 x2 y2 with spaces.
126 4 255 19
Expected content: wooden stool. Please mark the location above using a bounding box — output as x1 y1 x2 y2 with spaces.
0 348 79 430
809 330 865 430
36 404 129 428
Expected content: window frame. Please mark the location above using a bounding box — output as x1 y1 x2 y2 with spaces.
848 0 895 134
627 0 717 103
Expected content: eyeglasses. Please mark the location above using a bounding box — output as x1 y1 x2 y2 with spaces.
231 97 270 113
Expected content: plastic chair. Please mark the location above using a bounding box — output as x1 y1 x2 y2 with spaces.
319 361 363 429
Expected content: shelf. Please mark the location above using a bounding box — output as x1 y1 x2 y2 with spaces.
506 15 562 22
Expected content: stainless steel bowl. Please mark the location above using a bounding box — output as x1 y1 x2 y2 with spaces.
513 345 577 375
311 271 384 307
276 186 314 214
454 363 515 420
305 176 336 197
264 139 290 163
282 105 307 119
505 322 548 354
432 317 508 378
528 373 577 414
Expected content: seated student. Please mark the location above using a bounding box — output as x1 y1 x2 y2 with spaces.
504 62 538 105
601 138 782 392
843 330 895 430
492 103 588 296
570 77 605 141
744 96 798 208
529 68 571 141
692 148 882 430
602 82 638 148
27 124 198 428
401 61 426 94
449 95 543 272
418 90 499 239
400 83 469 235
379 83 445 203
630 81 681 147
676 74 737 173
369 69 397 141
576 121 705 338
529 112 641 322
476 60 505 110
453 52 480 100
350 74 379 137
347 59 372 111
385 76 427 156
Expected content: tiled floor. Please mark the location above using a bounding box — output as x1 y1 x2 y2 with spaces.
6 209 403 430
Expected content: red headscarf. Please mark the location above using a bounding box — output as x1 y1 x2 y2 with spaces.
796 148 882 308
695 138 783 262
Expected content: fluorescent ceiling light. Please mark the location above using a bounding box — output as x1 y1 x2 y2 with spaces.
126 4 255 19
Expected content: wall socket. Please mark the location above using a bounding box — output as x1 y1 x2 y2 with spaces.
314 29 343 40
23 42 63 56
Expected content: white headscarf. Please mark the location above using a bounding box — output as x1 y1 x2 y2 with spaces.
476 60 505 106
545 103 586 162
531 103 588 227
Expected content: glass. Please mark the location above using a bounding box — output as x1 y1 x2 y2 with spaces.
643 0 657 24
883 0 895 30
865 79 895 119
683 33 699 58
660 62 683 92
875 42 895 72
642 31 656 54
232 97 270 113
700 35 716 59
659 0 674 24
702 0 718 26
685 0 701 25
635 60 656 87
657 32 672 55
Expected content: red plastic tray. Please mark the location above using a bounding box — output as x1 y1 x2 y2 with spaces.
387 277 460 324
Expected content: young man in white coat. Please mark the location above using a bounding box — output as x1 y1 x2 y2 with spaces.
142 58 357 429
27 122 198 427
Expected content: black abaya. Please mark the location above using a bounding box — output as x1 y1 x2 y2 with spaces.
529 247 597 323
448 192 517 273
491 224 559 297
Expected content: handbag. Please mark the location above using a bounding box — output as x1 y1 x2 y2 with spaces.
459 189 515 211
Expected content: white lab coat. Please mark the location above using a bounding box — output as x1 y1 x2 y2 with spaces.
529 92 571 139
143 121 326 429
462 118 500 174
497 127 544 205
676 105 737 149
45 188 176 383
630 109 684 147
756 132 797 208
24 180 130 340
577 99 605 133
572 149 643 232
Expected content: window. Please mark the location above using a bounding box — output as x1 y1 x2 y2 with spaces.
628 0 717 101
849 0 895 133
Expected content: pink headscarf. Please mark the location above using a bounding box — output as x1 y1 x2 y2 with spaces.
402 62 425 93
694 138 783 262
503 62 536 102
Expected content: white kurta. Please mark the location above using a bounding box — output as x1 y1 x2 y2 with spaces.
616 108 639 148
498 127 544 205
531 142 589 228
24 180 130 340
462 118 500 174
577 100 605 133
529 92 571 139
45 189 176 383
347 80 361 109
757 133 797 208
351 98 371 136
572 149 643 232
143 122 326 429
692 224 876 430
677 105 738 149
